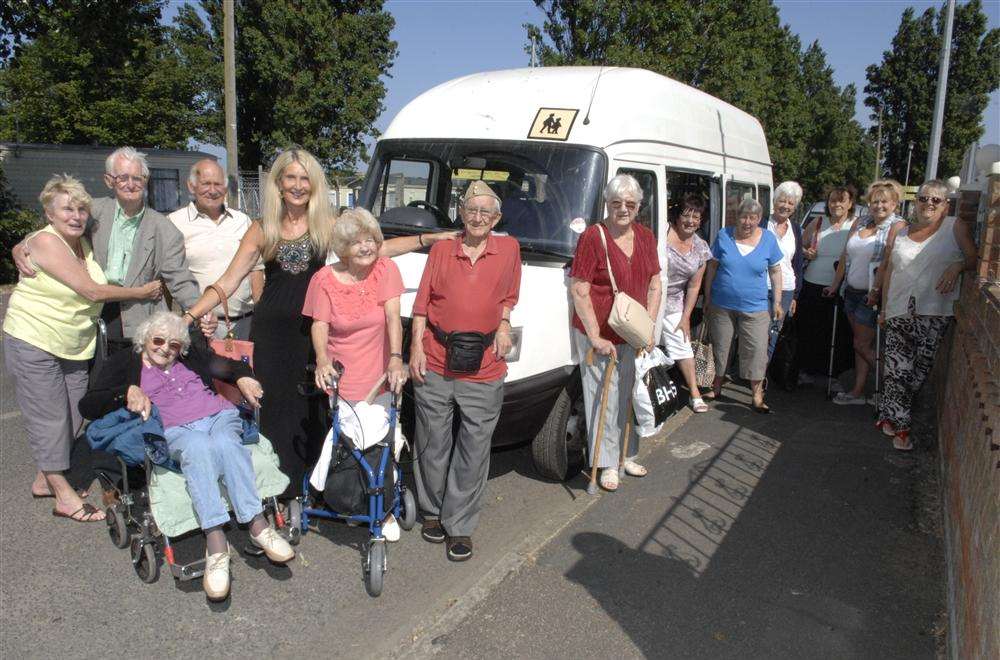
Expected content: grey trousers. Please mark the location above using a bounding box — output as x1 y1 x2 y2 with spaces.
3 332 89 472
412 370 503 537
706 304 771 381
573 330 638 469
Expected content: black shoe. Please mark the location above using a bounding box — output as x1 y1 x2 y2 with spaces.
421 519 446 544
446 536 473 562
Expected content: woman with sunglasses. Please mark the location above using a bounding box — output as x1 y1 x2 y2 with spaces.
876 180 976 451
3 175 162 523
79 311 294 601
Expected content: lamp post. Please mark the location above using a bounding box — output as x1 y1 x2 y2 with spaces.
874 106 883 181
926 0 956 180
905 141 915 186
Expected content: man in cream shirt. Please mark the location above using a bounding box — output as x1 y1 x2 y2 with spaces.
168 159 263 340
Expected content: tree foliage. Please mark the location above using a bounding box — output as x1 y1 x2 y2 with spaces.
865 0 999 182
0 0 210 148
173 0 397 171
0 162 40 284
525 0 873 202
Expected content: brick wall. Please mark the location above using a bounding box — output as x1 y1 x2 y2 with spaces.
934 172 1000 659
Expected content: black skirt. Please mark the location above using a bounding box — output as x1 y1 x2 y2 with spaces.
794 281 854 376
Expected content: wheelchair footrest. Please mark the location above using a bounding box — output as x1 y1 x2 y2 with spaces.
170 558 206 581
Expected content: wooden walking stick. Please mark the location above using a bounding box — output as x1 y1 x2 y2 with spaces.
587 348 618 495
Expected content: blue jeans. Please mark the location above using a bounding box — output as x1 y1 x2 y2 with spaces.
767 289 795 359
164 408 262 530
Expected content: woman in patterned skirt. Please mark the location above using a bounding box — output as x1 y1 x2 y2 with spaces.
185 149 452 493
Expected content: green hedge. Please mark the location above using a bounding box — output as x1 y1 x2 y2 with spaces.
0 209 41 284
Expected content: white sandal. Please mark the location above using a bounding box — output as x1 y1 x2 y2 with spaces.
599 468 619 491
623 461 648 478
690 397 709 413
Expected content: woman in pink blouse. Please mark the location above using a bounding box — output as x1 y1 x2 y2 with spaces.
303 208 406 402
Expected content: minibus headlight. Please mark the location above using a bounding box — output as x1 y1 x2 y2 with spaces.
505 326 523 362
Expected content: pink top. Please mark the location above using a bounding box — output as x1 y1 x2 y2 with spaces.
140 362 232 428
302 257 405 401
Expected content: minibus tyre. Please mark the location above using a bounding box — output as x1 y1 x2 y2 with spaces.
531 380 586 481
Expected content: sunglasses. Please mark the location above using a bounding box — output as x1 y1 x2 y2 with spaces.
917 195 945 206
151 336 183 351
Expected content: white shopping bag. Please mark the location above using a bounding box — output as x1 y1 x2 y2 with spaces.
632 347 679 438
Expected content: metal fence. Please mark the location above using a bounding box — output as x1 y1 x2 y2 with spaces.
236 170 263 219
234 169 365 219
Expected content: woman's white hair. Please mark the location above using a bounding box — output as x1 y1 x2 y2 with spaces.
331 207 384 259
738 197 763 217
105 146 150 179
132 311 191 356
774 181 803 206
918 179 949 198
604 174 644 203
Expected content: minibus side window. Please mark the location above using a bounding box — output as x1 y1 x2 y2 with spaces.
616 168 658 234
758 185 771 221
665 170 714 243
375 159 433 216
724 181 756 227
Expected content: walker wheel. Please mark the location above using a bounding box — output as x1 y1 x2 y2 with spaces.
365 540 386 597
106 506 129 549
287 499 303 545
131 539 159 584
399 488 416 531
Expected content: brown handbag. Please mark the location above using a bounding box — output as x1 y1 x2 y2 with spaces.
207 283 254 405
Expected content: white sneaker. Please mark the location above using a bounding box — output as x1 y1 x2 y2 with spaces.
251 526 295 563
829 380 846 394
203 549 231 601
383 513 400 543
832 392 867 405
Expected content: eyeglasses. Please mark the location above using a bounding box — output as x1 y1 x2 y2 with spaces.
916 195 945 206
350 238 378 248
680 210 702 220
464 207 497 219
610 200 638 211
108 174 147 186
151 336 183 352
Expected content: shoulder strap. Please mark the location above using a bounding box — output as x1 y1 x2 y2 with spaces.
596 224 620 295
207 283 232 332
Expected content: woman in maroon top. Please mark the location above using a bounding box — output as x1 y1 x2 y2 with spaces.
570 174 661 492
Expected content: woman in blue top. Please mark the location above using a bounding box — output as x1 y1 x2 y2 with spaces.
703 198 784 413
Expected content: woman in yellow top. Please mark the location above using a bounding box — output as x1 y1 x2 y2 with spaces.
3 175 162 522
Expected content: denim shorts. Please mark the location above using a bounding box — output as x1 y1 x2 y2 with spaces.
843 288 877 328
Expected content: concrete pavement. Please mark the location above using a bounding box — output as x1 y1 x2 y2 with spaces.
428 384 946 659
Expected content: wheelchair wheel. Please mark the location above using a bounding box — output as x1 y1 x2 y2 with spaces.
106 506 129 549
131 539 159 584
286 499 303 545
365 540 386 597
399 488 416 531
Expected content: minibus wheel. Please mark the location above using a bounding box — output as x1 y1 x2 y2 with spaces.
531 379 586 481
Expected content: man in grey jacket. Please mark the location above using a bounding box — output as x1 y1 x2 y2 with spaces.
13 147 204 346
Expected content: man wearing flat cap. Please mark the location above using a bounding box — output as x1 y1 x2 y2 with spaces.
409 180 522 562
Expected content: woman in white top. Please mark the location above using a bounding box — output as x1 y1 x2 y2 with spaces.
825 180 904 405
876 180 976 451
763 181 805 361
795 186 856 383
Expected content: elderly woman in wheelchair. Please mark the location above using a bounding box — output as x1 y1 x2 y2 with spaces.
79 311 293 601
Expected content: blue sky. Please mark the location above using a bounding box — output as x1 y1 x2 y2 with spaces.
170 0 999 166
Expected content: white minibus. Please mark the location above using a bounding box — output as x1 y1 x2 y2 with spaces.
359 66 773 480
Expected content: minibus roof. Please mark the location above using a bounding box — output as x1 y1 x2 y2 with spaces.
382 66 771 167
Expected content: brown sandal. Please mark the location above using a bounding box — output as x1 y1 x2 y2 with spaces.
52 502 105 523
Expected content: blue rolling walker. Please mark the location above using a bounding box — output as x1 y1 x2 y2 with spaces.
285 368 416 596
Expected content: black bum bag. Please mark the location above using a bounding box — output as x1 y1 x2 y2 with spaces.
429 322 496 373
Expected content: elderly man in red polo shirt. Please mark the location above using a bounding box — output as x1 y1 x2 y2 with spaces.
409 180 521 562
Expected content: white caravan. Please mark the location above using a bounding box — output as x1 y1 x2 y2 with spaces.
359 66 773 479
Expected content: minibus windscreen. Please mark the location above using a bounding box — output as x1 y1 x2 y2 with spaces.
363 139 606 258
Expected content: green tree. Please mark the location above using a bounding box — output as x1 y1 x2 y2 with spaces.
799 42 875 202
865 0 1000 182
173 0 397 171
525 0 868 202
0 0 210 148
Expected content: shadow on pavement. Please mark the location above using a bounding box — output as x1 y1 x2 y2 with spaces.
563 385 945 658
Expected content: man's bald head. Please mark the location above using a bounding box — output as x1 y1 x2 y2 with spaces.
187 158 227 218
